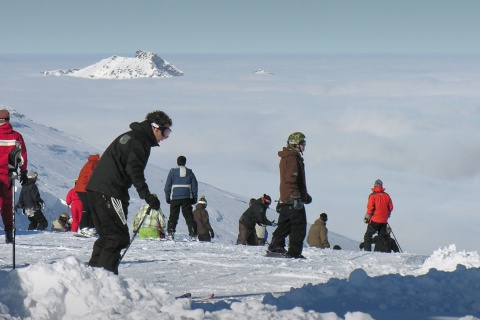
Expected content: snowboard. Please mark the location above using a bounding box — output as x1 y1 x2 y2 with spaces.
175 292 214 301
73 233 92 238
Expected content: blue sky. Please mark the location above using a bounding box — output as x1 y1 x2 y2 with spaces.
1 0 480 54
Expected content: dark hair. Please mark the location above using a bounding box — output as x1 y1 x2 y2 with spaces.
177 156 186 166
145 110 172 127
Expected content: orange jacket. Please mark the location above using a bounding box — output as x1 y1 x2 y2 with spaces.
366 186 393 224
75 154 100 193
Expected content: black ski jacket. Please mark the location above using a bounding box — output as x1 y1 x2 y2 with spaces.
18 178 43 211
87 120 158 201
239 198 273 229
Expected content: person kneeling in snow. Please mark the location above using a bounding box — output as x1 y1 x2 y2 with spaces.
51 213 72 232
193 195 214 242
132 205 167 239
236 194 275 246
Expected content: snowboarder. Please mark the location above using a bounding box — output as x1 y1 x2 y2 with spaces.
362 179 394 252
75 154 100 236
268 132 312 258
307 212 330 249
66 180 83 233
51 212 72 232
132 205 166 239
237 194 275 246
164 155 198 240
0 108 28 243
193 195 214 242
86 110 171 274
16 170 48 231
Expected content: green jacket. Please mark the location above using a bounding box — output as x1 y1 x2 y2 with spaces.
133 205 166 237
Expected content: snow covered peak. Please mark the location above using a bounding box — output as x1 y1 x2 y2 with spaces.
41 50 184 79
253 69 274 75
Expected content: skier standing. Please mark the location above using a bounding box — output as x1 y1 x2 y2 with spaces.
66 180 83 232
75 154 100 236
164 156 198 240
268 132 312 258
0 109 28 243
86 110 171 274
362 179 394 251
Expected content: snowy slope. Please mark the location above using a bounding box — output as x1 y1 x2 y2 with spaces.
41 50 184 79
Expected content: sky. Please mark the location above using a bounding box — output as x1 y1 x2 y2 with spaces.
1 0 480 54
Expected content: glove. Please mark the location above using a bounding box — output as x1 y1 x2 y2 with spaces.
209 229 215 238
293 199 304 210
305 194 312 204
19 171 28 185
363 214 371 224
145 194 160 210
165 197 171 205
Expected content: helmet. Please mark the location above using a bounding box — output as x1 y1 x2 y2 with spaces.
59 213 69 221
287 132 306 146
8 147 22 169
262 194 272 206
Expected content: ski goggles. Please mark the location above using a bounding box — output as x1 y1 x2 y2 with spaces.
151 123 172 138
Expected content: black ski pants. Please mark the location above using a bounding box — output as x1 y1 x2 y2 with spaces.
269 204 307 257
27 210 48 231
363 221 387 251
87 191 129 275
167 199 197 236
78 191 94 229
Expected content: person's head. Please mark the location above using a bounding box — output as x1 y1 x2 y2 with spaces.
27 170 38 180
287 132 306 153
374 179 383 187
146 110 172 142
59 213 69 225
177 156 186 166
0 109 10 126
320 212 328 222
262 194 272 207
198 195 207 206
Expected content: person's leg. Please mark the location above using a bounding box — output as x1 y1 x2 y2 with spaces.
0 176 13 234
236 222 249 245
167 200 181 235
363 222 381 251
77 192 89 230
268 205 291 252
35 211 48 230
181 200 197 237
70 202 82 232
27 216 38 230
245 227 258 245
286 206 307 257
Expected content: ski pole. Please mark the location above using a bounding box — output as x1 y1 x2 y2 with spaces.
10 170 18 269
387 223 403 253
118 206 152 267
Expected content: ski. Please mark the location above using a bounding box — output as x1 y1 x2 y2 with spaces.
73 233 92 238
175 292 214 301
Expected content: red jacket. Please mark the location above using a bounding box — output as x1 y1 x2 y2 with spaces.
0 122 27 175
75 154 100 193
366 186 393 224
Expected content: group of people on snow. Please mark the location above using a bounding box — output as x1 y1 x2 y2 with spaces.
1 108 398 275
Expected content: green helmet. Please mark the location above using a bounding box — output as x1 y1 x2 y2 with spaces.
287 132 306 146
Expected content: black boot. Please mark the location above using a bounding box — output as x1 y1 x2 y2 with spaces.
5 230 13 244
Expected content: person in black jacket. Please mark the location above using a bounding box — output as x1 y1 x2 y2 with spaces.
16 170 48 231
236 194 275 245
86 110 172 274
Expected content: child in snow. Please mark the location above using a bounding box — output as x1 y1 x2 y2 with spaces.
66 180 83 232
51 212 72 232
132 205 167 239
193 195 214 242
16 170 48 230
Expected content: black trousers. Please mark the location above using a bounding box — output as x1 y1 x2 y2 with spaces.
27 211 48 230
87 191 129 275
269 204 307 257
78 191 94 229
363 222 387 251
167 199 197 236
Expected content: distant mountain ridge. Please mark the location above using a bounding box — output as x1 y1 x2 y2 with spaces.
41 50 184 79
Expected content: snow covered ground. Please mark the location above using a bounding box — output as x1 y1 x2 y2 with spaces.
1 231 480 319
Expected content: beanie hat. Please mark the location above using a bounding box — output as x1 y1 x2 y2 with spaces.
333 245 342 250
374 179 383 187
177 156 186 166
198 195 207 205
27 170 38 179
320 212 328 221
262 194 272 206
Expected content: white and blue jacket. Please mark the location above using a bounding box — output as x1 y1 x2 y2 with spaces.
164 166 198 201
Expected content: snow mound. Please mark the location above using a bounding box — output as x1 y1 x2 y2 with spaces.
419 244 480 273
253 69 274 75
41 50 184 79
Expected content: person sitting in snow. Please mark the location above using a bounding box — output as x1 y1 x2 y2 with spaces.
132 204 167 239
51 212 72 232
236 194 275 246
193 195 215 242
16 170 48 231
307 212 330 249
